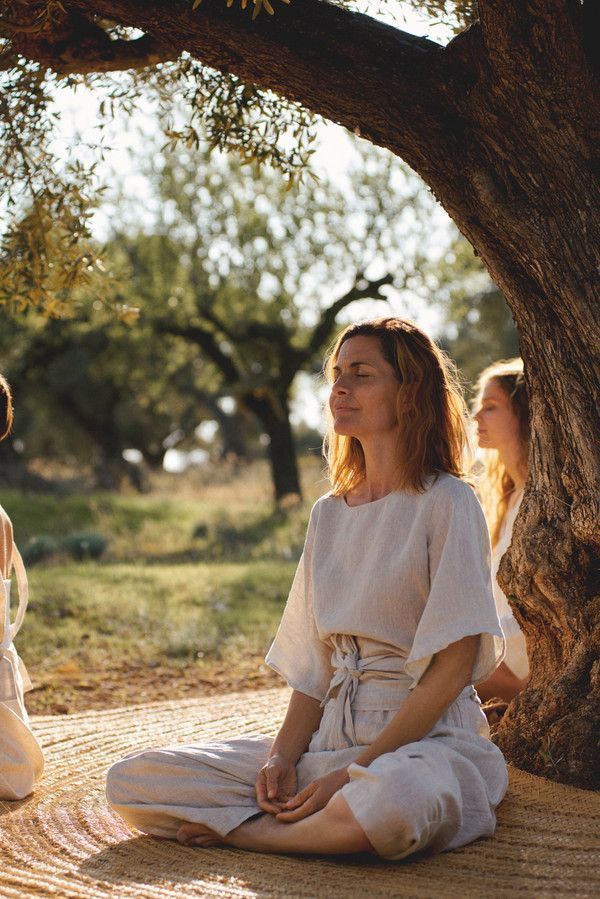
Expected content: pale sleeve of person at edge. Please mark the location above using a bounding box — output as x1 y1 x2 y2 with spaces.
489 490 529 681
0 503 45 800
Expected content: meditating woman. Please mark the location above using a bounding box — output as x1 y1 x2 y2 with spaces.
107 317 508 860
473 359 530 703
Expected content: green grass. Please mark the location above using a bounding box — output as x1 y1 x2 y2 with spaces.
2 460 326 565
21 559 296 670
1 458 327 690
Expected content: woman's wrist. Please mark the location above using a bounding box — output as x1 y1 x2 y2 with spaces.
353 753 374 769
268 746 300 766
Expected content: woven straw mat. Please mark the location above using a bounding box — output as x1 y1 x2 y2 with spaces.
1 687 598 898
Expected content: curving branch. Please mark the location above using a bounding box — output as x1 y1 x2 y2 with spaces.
302 272 394 365
155 319 241 385
5 6 176 74
15 0 454 179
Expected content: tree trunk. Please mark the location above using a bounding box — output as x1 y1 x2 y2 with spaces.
92 452 148 493
488 286 599 789
197 393 251 461
0 441 50 492
216 409 251 462
244 390 302 503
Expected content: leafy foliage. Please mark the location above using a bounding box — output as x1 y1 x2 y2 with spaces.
429 234 519 386
0 1 474 312
0 57 105 315
161 58 317 184
192 0 291 20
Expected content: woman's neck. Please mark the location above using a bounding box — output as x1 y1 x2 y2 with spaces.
499 444 527 493
354 434 402 501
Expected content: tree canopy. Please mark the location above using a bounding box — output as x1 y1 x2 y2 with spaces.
1 0 467 313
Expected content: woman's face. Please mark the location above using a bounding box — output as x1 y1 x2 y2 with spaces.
329 336 400 440
474 379 521 453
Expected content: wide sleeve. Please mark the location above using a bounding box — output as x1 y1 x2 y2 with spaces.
265 505 334 701
404 480 505 689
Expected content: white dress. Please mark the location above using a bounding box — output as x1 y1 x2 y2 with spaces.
106 474 508 860
491 490 529 680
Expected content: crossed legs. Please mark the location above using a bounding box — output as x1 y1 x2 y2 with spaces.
177 792 374 855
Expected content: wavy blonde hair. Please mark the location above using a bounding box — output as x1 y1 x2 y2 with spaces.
473 359 530 547
323 317 473 496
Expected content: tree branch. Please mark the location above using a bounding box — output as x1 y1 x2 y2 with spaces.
41 0 456 177
156 320 241 384
301 272 393 366
6 6 176 74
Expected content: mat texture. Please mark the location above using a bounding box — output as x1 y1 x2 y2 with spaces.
0 687 598 898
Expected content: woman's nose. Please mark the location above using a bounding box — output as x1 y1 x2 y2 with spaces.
332 377 349 395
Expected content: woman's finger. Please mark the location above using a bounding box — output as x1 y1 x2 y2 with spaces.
283 783 314 809
256 780 286 814
265 765 283 799
258 797 286 814
276 796 317 822
256 771 283 813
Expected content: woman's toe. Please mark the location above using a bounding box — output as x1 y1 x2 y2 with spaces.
177 823 221 846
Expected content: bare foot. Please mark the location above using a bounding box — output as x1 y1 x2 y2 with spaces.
177 823 225 847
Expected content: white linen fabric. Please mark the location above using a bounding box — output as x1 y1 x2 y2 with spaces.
107 474 508 860
491 489 529 679
0 547 45 800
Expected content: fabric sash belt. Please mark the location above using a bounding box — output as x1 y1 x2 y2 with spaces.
321 635 412 746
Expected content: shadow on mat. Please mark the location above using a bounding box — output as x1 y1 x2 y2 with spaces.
0 794 35 816
79 836 386 888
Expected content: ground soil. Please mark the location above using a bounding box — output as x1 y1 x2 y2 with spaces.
26 657 507 731
26 656 281 715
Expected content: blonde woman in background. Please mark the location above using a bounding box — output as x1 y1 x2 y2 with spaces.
473 359 530 703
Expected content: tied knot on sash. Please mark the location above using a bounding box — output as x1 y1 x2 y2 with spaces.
320 635 410 747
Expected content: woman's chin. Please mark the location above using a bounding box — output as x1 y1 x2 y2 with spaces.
333 424 359 438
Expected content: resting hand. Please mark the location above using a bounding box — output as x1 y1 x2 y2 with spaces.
255 753 298 814
275 768 350 822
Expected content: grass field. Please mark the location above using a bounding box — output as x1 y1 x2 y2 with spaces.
2 458 328 713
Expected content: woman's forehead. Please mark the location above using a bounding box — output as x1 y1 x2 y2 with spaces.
337 335 385 363
481 379 509 403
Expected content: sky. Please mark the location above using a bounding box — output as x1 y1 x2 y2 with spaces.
49 3 457 465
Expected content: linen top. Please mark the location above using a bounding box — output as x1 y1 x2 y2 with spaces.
491 489 529 679
266 473 505 703
491 489 523 638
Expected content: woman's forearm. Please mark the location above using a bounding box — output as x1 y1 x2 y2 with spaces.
354 635 480 768
270 690 324 765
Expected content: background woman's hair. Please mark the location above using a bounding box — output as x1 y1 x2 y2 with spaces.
0 373 13 442
473 358 530 547
323 317 473 496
